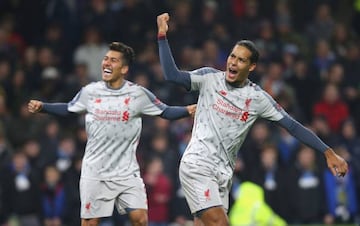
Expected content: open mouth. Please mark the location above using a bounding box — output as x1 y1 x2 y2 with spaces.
227 68 237 79
103 68 112 76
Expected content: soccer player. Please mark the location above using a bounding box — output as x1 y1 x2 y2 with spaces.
156 13 348 226
28 41 196 226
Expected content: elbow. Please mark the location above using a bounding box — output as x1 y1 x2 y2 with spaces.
163 74 171 81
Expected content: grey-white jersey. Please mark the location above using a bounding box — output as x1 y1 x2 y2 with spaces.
183 67 285 176
68 80 166 180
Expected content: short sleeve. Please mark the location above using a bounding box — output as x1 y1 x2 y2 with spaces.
189 67 220 91
257 90 285 121
139 87 167 116
68 87 89 113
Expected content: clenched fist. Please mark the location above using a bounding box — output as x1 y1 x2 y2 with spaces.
186 104 197 118
28 100 43 113
157 13 170 35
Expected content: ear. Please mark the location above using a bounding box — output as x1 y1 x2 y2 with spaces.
249 63 256 72
121 65 129 75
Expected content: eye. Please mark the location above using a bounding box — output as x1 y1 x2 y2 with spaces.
110 58 120 63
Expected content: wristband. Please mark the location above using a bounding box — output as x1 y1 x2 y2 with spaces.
157 33 166 40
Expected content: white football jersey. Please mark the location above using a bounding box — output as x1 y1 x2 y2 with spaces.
68 80 166 180
183 67 285 176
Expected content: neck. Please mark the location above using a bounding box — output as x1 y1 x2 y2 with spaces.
107 79 124 89
227 79 248 88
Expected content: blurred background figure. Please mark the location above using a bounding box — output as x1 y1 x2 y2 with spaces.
40 165 65 226
286 146 326 224
0 151 41 226
249 143 288 219
323 146 358 225
144 157 173 226
229 181 287 226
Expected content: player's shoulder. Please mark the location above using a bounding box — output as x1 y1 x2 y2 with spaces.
80 81 102 93
190 67 222 76
246 80 269 99
125 80 153 95
126 80 145 91
247 80 263 92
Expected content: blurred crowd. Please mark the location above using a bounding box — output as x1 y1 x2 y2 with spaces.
0 0 359 225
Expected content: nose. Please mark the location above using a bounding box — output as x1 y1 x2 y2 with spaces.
103 59 110 66
229 60 236 66
228 57 236 65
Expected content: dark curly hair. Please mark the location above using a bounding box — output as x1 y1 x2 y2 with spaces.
109 42 135 66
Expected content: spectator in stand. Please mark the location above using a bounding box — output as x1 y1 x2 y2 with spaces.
330 23 357 59
249 143 287 218
285 58 321 123
276 127 300 168
306 3 335 43
144 157 173 226
338 119 360 207
233 0 262 40
40 165 66 226
313 83 349 133
254 19 282 64
73 26 108 81
338 119 360 170
0 151 42 226
323 146 358 224
310 39 336 80
5 68 31 115
241 120 273 179
146 132 179 184
63 155 82 226
286 146 326 224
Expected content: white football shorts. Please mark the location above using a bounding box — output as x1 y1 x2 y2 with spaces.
80 177 148 219
179 161 232 214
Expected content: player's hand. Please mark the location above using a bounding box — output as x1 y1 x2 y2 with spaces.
186 104 196 117
157 13 170 35
324 148 348 177
28 100 43 113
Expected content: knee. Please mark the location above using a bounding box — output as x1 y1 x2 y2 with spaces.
129 211 148 226
81 218 100 226
200 209 229 226
207 216 229 226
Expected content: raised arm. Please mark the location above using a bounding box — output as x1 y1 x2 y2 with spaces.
276 115 348 177
28 100 72 116
157 13 191 90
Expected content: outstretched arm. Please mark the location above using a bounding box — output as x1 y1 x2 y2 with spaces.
157 13 191 90
28 100 72 116
276 115 348 177
160 104 196 120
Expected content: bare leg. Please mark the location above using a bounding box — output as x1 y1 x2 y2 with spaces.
81 218 100 226
197 206 229 226
128 209 148 226
194 216 205 226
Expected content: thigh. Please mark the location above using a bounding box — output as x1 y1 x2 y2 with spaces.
179 162 223 214
114 177 148 215
80 178 118 219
